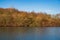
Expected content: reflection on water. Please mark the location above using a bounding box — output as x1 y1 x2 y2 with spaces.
0 27 60 40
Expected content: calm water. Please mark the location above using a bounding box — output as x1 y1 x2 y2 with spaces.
0 27 60 40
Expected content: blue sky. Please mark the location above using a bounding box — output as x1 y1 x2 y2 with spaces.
0 0 60 14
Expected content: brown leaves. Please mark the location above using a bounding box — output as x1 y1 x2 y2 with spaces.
0 8 60 27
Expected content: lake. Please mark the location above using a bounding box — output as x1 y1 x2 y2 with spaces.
0 27 60 40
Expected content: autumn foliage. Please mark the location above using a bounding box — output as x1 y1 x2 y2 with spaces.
0 8 60 27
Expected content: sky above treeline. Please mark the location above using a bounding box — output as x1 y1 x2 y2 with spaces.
0 0 60 14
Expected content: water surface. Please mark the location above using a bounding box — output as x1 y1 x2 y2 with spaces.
0 27 60 40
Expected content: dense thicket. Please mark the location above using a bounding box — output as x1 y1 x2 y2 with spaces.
0 8 60 27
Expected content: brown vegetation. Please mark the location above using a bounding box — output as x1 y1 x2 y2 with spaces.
0 8 60 27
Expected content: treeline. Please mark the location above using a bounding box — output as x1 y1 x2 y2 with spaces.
0 8 60 27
